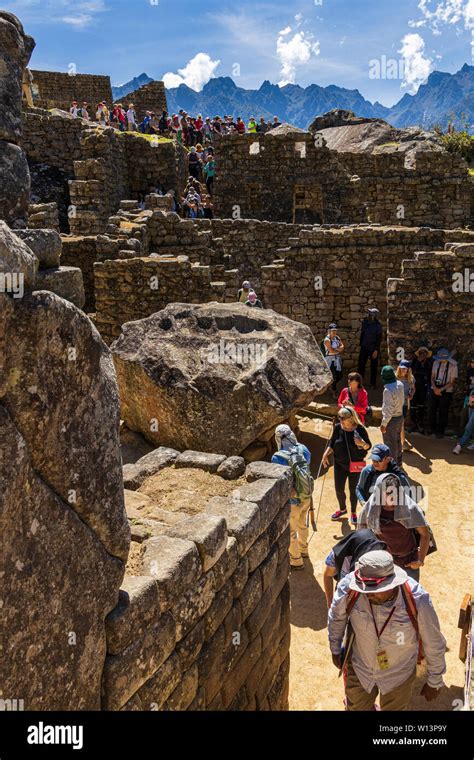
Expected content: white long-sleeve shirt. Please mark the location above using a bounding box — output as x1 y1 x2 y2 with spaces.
381 380 405 427
328 574 446 695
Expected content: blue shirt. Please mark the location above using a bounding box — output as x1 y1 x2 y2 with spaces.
271 444 311 467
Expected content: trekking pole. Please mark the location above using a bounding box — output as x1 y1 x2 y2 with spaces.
306 420 333 540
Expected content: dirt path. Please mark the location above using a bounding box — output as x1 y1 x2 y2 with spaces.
288 419 473 711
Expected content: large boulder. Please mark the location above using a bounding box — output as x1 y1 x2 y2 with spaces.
111 302 332 456
0 225 130 709
0 12 35 226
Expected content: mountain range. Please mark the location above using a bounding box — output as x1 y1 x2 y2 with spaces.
112 64 474 130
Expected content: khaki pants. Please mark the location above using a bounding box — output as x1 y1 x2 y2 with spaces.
289 498 310 567
345 660 416 711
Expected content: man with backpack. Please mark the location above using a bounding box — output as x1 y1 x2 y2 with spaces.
328 550 446 710
272 424 313 570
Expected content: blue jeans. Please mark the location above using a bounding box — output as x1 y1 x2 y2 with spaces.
459 412 474 447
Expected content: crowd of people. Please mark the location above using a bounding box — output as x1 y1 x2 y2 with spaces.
262 300 473 711
69 101 282 141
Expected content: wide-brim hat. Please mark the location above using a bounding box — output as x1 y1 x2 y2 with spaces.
433 347 453 361
349 550 408 594
415 346 432 358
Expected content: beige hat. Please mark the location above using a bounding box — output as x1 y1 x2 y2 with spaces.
349 550 408 594
415 346 432 358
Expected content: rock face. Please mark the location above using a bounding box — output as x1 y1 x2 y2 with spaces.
0 223 130 709
0 12 35 226
111 302 332 456
309 109 443 159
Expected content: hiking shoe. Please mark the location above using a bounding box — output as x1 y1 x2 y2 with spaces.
350 513 358 525
331 510 347 521
468 443 474 450
453 444 461 455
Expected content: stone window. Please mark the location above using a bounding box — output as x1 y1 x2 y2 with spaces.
295 142 306 159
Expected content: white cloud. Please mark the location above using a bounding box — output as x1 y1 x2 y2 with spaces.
295 13 303 23
409 0 474 32
5 0 107 28
279 25 292 35
277 30 320 85
398 33 433 93
162 53 221 91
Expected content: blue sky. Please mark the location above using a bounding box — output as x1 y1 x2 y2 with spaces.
4 0 474 106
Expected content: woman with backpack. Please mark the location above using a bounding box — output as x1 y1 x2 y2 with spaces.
322 407 371 526
357 473 431 581
338 372 369 425
322 323 344 399
272 424 312 571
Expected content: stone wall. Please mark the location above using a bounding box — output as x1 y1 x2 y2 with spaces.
28 201 59 231
21 107 84 171
213 130 471 229
29 69 113 111
387 242 474 412
213 130 360 224
338 150 471 229
61 235 98 312
116 80 168 122
261 225 474 369
103 454 292 712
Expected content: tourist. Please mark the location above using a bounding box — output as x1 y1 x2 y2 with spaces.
257 117 268 133
357 307 382 389
139 111 152 134
202 195 214 219
322 323 345 399
126 103 137 131
357 473 431 581
203 154 215 196
395 360 415 451
194 113 203 143
245 292 263 308
356 444 412 507
180 112 189 144
70 100 79 117
238 280 254 303
321 406 371 525
271 424 312 570
466 354 474 394
328 550 446 710
79 102 89 120
236 117 246 134
380 365 405 465
272 116 281 129
428 347 458 438
323 529 387 608
203 117 213 143
408 346 433 435
247 116 258 133
453 389 474 454
338 372 369 425
95 102 109 125
188 147 202 181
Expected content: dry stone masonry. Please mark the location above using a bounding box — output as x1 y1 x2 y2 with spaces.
29 70 113 111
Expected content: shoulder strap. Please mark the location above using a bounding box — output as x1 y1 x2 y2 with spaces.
400 581 419 637
346 589 359 616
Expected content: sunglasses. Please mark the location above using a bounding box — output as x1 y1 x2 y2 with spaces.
354 570 389 587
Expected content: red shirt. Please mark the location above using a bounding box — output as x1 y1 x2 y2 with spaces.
195 118 203 130
338 387 369 425
236 121 245 134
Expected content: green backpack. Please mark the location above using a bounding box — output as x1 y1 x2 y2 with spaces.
277 444 313 501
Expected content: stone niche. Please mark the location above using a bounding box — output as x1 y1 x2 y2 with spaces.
103 449 293 711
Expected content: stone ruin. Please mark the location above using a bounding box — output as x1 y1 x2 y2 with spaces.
1 9 474 712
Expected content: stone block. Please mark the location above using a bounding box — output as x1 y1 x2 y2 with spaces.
137 651 182 711
160 664 198 711
204 496 261 555
239 568 263 621
211 536 240 591
176 618 206 670
167 514 227 572
122 446 179 489
15 229 61 269
234 478 291 533
102 612 176 710
203 580 234 641
105 575 161 654
175 450 226 473
217 456 246 480
173 570 216 640
142 535 202 612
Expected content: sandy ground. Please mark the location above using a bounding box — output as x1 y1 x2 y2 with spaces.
138 468 246 516
288 418 474 711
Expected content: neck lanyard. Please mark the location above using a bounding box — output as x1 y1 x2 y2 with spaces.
369 601 396 641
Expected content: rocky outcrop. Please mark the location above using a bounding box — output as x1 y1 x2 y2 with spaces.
0 11 35 226
111 302 332 456
0 221 130 709
309 108 444 157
